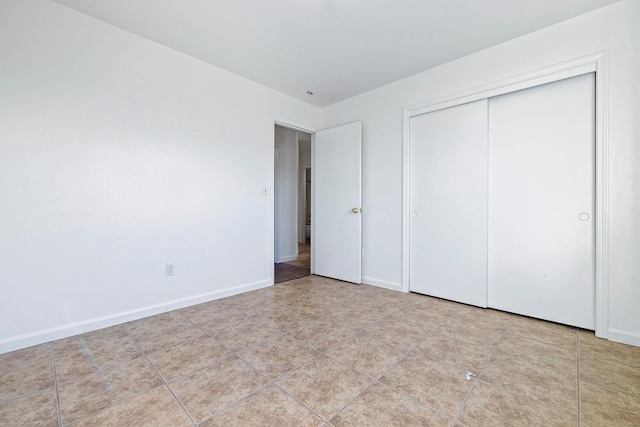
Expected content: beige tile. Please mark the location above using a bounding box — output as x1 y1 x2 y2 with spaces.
176 298 230 318
238 334 318 379
211 317 282 352
54 335 142 379
449 305 513 330
362 318 434 353
579 330 640 368
0 353 54 402
412 331 492 373
276 355 372 419
331 382 450 427
324 334 406 378
183 307 250 334
357 299 408 318
58 356 162 424
495 334 576 374
145 336 232 381
0 343 51 374
0 387 58 427
127 320 207 353
481 348 578 415
125 311 186 334
285 296 348 317
169 356 267 423
581 380 640 427
507 315 577 349
53 326 129 354
395 305 450 331
408 294 458 315
380 352 474 417
458 380 575 426
254 306 321 331
201 384 323 426
437 317 505 353
580 353 640 398
287 317 360 352
329 305 389 330
70 385 192 427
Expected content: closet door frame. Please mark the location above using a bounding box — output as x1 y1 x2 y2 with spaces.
401 51 610 339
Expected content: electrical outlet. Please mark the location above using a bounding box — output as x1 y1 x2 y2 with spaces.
165 263 175 276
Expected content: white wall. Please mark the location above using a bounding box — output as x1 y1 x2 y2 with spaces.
274 126 299 262
322 0 640 345
0 0 320 353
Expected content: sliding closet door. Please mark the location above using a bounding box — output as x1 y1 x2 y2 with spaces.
488 73 595 329
409 100 488 307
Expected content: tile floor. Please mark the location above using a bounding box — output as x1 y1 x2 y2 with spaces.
1 275 639 426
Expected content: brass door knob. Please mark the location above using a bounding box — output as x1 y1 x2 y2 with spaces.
352 207 360 214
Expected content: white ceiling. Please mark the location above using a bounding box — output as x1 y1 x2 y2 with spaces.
51 0 620 107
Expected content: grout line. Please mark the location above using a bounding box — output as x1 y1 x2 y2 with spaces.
449 315 514 426
51 343 64 427
196 382 273 426
126 330 198 426
577 329 581 427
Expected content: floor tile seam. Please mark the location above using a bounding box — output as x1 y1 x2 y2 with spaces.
129 336 198 426
324 378 381 424
471 378 581 424
167 365 271 426
283 326 367 353
193 381 293 426
270 380 331 422
369 377 458 422
474 375 580 417
160 353 239 384
367 321 446 383
54 352 148 380
577 328 582 427
246 349 324 383
506 330 580 351
233 330 317 358
290 351 377 385
50 343 63 427
450 315 513 426
60 383 170 426
134 317 229 356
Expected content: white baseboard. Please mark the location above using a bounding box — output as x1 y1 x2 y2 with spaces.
0 279 272 355
361 276 404 293
607 328 640 348
277 254 298 263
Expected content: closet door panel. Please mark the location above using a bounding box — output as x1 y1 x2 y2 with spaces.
409 100 488 307
488 73 595 329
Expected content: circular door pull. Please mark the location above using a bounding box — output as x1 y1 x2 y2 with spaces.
578 212 590 221
352 207 360 214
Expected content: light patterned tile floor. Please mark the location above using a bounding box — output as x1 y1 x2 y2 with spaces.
1 275 639 426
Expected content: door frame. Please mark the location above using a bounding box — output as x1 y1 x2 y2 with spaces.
299 166 311 245
272 116 316 284
401 51 610 338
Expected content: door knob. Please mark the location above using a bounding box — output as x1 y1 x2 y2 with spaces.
352 207 360 214
578 212 590 221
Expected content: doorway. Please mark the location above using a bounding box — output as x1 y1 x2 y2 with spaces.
274 125 312 284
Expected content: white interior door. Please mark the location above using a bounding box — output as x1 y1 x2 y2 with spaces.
314 121 362 283
488 73 595 329
409 100 488 307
